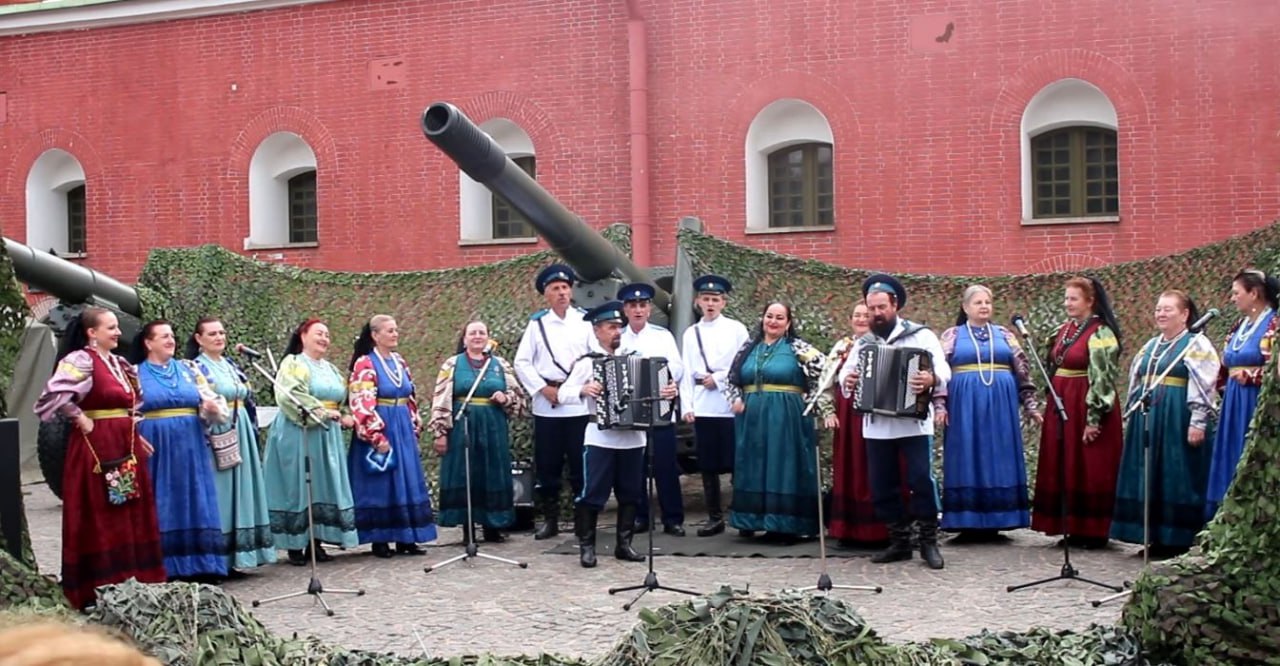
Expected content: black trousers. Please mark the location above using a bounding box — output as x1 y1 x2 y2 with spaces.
865 435 940 523
693 417 736 474
533 415 589 502
635 426 684 527
576 446 645 512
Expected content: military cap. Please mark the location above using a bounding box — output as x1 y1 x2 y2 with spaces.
693 274 731 295
535 264 577 294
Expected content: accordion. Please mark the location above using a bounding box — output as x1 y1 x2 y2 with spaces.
593 355 674 430
852 344 933 419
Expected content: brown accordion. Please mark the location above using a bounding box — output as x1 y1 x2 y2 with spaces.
852 343 933 419
593 355 674 430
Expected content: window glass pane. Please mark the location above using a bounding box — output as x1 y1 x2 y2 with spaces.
66 185 87 254
287 171 317 243
492 156 536 239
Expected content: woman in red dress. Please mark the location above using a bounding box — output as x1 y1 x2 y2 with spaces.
1030 276 1125 549
34 307 165 609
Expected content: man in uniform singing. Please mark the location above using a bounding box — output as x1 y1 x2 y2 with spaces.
618 282 686 536
838 274 950 569
679 275 750 537
514 264 593 540
560 301 677 567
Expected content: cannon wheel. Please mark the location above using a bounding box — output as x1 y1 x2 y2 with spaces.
36 415 70 500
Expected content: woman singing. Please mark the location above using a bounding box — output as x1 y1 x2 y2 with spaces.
1111 291 1220 556
262 319 359 564
130 320 228 581
188 317 277 574
1030 276 1124 549
1205 269 1278 518
347 315 437 557
429 320 529 543
34 307 165 609
936 285 1039 541
725 302 837 542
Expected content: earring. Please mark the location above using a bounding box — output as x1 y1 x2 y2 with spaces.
89 338 99 348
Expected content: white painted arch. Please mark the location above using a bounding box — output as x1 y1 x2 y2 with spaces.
25 148 86 256
744 99 834 231
246 131 317 248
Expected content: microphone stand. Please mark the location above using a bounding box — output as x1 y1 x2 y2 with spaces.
1007 324 1121 594
426 350 528 573
1092 330 1206 606
246 358 365 616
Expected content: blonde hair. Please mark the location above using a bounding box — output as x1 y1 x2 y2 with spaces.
962 284 993 305
0 622 159 665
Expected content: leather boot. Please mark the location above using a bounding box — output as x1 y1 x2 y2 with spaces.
697 473 726 537
917 519 945 570
614 504 647 562
870 521 914 564
461 523 477 547
574 504 598 568
534 498 560 541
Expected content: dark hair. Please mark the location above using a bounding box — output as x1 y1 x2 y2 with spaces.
1232 268 1280 310
454 319 488 355
284 318 324 356
128 319 173 365
184 316 223 360
1159 290 1200 330
1065 275 1123 353
728 302 797 384
56 306 113 363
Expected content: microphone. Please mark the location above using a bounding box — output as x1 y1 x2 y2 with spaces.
1189 308 1221 334
483 339 498 355
1011 314 1033 339
235 343 264 359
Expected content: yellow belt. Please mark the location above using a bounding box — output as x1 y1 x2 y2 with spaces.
743 384 804 394
143 408 197 419
377 398 410 406
82 408 129 420
1229 366 1262 373
1055 368 1087 378
953 364 1010 373
320 401 340 410
227 400 241 410
1142 375 1188 388
454 397 492 405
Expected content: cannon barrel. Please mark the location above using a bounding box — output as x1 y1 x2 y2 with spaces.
2 237 141 316
421 102 671 312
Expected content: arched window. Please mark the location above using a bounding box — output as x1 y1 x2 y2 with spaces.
460 118 537 243
25 149 87 256
745 99 835 231
1021 79 1120 222
248 132 318 248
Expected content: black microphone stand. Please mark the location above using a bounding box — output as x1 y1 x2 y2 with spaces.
246 358 365 616
1007 322 1121 594
426 350 528 573
1092 329 1206 606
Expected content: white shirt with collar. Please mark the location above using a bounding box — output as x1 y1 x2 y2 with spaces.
679 314 750 418
621 321 684 384
514 306 593 417
558 339 646 450
837 317 951 439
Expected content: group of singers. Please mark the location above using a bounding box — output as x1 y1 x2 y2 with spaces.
34 262 1274 606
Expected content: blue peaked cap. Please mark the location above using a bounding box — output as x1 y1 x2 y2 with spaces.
535 264 577 294
583 300 626 326
617 282 656 302
693 274 731 295
862 273 907 309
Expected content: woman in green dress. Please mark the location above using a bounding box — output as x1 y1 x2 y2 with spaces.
725 302 837 542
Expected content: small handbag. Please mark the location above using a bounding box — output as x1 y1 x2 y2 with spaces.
363 445 396 474
209 397 243 471
83 429 141 506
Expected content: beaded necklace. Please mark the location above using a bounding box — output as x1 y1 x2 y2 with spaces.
753 338 784 388
94 349 133 394
374 349 405 388
198 354 244 398
1229 308 1272 352
1142 330 1187 392
965 322 996 387
143 358 181 390
1052 316 1096 367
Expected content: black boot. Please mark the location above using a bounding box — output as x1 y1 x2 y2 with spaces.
371 542 393 559
614 504 647 562
697 473 726 537
574 504 598 568
870 521 914 564
461 522 477 547
534 498 560 541
917 519 945 570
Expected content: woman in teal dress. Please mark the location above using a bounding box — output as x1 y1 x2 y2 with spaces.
262 318 359 564
725 302 837 541
187 317 277 574
429 320 529 543
1112 290 1221 556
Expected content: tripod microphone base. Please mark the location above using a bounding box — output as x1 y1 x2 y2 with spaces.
1091 580 1133 607
608 571 699 611
425 540 528 573
1006 562 1123 593
251 577 366 617
797 572 882 594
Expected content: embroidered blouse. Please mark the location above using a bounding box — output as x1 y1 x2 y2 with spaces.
934 324 1040 417
724 336 834 420
1125 333 1221 431
348 351 421 446
427 353 529 439
33 349 143 421
1042 319 1122 428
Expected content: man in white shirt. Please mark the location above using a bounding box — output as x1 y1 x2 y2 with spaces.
678 275 750 537
513 264 594 540
560 301 678 568
838 274 950 569
618 282 686 536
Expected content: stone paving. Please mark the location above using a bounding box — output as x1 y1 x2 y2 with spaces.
22 482 1146 661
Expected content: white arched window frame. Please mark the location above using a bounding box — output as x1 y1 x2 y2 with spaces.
745 99 835 233
26 148 87 257
246 131 318 248
459 118 539 245
1021 78 1120 224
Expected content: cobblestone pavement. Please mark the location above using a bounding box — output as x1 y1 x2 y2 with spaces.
23 483 1146 661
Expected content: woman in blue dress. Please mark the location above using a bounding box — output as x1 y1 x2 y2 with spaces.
262 319 359 565
429 320 529 544
187 317 277 574
725 302 837 542
1205 269 1278 519
347 315 437 558
935 285 1040 541
130 320 228 580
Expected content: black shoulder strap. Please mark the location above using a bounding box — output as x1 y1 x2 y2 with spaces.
887 320 925 345
693 325 713 374
536 317 572 378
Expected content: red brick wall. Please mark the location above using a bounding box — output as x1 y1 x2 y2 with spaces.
0 0 1277 282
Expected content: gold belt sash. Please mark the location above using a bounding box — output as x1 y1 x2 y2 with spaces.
1229 365 1263 373
453 397 492 406
82 408 129 420
743 384 804 394
1142 375 1188 388
1054 368 1087 378
227 399 241 411
143 408 197 419
953 364 1011 373
377 398 410 406
319 401 340 410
